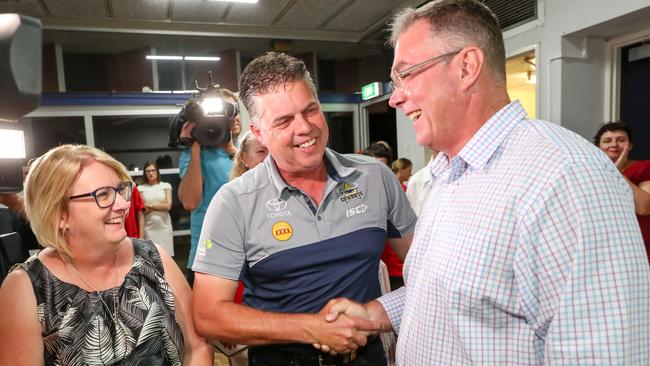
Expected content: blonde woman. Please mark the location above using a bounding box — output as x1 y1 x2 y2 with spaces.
391 157 413 191
0 145 212 365
229 131 269 181
139 161 174 256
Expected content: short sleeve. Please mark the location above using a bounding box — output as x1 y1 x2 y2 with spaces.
160 182 172 190
192 186 246 280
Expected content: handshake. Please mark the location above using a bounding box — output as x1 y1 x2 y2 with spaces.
311 297 390 355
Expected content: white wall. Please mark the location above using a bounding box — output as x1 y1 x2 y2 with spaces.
504 0 650 139
395 108 428 172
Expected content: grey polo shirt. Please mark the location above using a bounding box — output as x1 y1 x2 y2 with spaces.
193 148 416 313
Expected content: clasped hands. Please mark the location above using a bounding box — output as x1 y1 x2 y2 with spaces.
311 298 379 355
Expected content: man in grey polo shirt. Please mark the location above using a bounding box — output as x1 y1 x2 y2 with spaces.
192 52 416 366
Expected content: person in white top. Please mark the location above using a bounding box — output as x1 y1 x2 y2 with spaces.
405 155 435 216
139 162 174 256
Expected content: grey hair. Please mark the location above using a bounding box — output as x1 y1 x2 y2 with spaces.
238 52 317 122
389 0 506 83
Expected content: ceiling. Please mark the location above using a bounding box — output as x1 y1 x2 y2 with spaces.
0 0 427 59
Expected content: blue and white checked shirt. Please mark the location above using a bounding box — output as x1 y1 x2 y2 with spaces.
378 101 650 365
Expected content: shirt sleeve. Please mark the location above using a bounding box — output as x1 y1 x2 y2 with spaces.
515 158 650 364
379 162 417 238
161 181 172 190
377 286 406 334
179 148 190 179
191 185 246 280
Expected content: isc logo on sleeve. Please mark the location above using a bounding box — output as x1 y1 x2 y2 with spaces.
272 221 293 241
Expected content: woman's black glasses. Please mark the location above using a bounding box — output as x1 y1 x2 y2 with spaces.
69 181 133 208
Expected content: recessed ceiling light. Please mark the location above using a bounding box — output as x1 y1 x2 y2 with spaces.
146 55 183 60
184 56 221 61
212 0 258 3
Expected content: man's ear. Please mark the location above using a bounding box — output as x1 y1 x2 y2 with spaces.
249 123 266 147
458 46 484 91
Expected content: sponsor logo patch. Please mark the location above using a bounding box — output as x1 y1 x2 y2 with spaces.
204 239 214 249
346 203 368 218
265 198 292 219
266 198 288 212
338 182 364 203
272 221 293 241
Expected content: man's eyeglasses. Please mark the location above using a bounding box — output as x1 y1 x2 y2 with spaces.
69 181 133 208
390 48 462 90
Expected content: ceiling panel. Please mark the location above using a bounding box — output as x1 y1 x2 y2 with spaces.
43 0 107 19
0 0 46 17
112 0 171 21
172 0 230 23
226 0 292 26
274 0 350 29
324 0 408 32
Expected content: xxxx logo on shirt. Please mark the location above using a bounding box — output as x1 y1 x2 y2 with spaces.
272 221 293 241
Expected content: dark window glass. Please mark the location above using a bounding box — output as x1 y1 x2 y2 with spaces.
157 61 184 91
19 117 86 158
93 115 181 170
326 112 355 154
63 53 109 92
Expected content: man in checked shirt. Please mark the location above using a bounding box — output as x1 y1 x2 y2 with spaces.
322 0 650 364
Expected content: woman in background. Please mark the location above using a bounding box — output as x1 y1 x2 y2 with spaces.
594 122 650 264
392 157 413 191
139 162 174 256
229 131 269 181
0 144 212 365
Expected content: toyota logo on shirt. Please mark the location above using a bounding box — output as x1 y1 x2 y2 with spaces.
266 198 288 212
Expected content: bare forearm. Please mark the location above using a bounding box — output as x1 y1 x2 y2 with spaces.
195 301 317 345
387 233 413 261
178 144 203 210
147 202 172 211
183 342 214 366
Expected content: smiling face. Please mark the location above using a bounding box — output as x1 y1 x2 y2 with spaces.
63 160 131 247
389 19 462 153
598 130 632 162
250 80 329 176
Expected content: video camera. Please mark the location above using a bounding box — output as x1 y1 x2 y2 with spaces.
168 71 239 148
0 14 41 193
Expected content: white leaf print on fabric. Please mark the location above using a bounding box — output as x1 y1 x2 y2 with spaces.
83 314 115 365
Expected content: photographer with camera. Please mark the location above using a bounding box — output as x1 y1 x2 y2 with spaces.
177 86 240 286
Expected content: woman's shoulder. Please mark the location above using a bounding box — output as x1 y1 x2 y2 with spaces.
131 238 165 274
9 251 45 279
159 181 172 190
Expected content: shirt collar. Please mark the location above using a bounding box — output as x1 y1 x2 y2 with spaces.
430 101 526 179
264 148 355 198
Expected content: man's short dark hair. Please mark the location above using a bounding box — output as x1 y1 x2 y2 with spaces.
593 122 634 145
238 52 317 122
366 142 394 166
389 0 506 83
